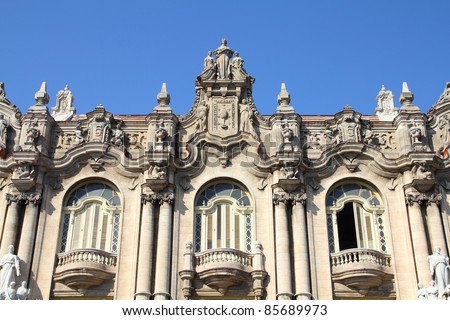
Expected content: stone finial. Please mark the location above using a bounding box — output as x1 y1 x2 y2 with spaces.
34 82 49 106
278 83 291 106
399 82 414 105
157 83 170 106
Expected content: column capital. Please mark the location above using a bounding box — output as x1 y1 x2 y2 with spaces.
427 193 442 206
159 192 174 205
5 193 25 205
273 192 289 205
292 192 307 206
141 193 160 205
24 192 42 206
405 192 428 206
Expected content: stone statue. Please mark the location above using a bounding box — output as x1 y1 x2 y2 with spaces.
0 82 11 104
0 114 9 150
155 123 168 143
239 99 252 133
375 85 398 121
16 281 30 300
427 280 439 300
197 51 216 81
74 121 85 144
51 85 75 121
409 126 422 144
231 52 249 81
412 162 432 180
417 283 427 299
15 162 35 179
110 122 124 147
0 245 21 297
439 115 450 143
214 39 233 80
427 246 449 298
26 121 40 144
150 162 167 179
195 101 208 133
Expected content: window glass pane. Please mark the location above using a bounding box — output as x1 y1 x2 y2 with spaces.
215 183 233 197
343 184 360 196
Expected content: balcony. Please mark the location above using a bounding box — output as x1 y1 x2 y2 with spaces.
330 248 393 290
179 242 267 298
54 249 117 294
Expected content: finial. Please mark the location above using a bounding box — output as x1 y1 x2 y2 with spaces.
34 81 49 106
277 83 291 106
157 82 170 106
399 81 414 105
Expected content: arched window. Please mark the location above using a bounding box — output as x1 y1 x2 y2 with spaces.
326 182 386 253
59 182 122 253
194 182 253 253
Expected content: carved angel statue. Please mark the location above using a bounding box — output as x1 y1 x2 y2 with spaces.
427 246 449 298
412 162 432 180
16 281 30 300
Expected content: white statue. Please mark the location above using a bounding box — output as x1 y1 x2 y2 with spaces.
16 281 30 300
0 245 21 296
427 246 449 298
427 280 439 300
417 283 427 299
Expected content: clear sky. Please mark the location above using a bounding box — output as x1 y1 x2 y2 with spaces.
2 0 450 116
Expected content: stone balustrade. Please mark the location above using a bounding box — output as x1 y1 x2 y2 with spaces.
56 248 118 267
194 248 253 269
330 248 391 268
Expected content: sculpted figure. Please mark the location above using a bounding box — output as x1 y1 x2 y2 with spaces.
239 99 252 133
427 280 439 300
74 122 85 144
412 162 432 180
231 52 249 81
417 283 427 300
410 126 422 144
0 114 8 148
195 102 208 133
110 122 124 147
197 51 216 81
26 122 40 144
16 281 30 300
0 245 21 296
428 246 449 298
214 39 233 80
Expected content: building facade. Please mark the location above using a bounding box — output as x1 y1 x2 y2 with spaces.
1 39 450 300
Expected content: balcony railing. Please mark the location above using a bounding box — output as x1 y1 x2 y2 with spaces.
56 248 118 267
330 248 391 268
330 248 393 290
195 248 253 270
54 248 117 292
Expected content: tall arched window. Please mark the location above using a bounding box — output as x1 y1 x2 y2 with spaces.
59 182 122 253
326 182 386 253
194 182 253 253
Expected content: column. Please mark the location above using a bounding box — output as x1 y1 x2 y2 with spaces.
153 192 174 300
1 193 23 253
273 192 293 300
135 193 157 300
426 193 447 255
17 192 41 282
292 194 311 300
406 193 431 285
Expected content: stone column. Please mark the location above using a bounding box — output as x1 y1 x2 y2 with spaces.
135 193 157 300
426 194 447 255
153 192 174 300
406 193 431 285
273 192 293 300
1 193 23 253
292 193 311 300
17 192 42 282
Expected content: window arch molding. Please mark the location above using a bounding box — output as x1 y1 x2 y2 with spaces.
193 180 254 253
59 180 122 254
326 180 387 254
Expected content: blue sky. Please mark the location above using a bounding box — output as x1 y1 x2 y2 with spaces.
2 0 450 116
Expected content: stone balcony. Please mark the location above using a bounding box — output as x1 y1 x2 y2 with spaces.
330 248 393 290
194 248 254 293
179 242 267 299
54 249 117 294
